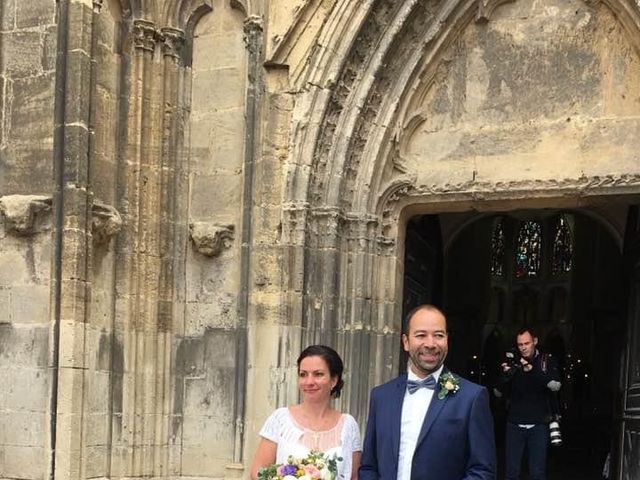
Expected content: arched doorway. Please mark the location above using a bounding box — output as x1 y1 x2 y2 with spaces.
403 206 629 479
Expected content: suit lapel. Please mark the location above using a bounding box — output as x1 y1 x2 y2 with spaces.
390 375 407 473
415 370 449 448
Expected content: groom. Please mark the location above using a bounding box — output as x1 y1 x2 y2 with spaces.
360 305 496 480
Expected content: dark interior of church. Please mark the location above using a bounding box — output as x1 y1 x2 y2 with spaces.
402 207 633 479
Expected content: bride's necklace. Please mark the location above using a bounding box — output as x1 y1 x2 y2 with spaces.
302 423 332 451
291 407 341 451
308 430 322 450
295 407 338 449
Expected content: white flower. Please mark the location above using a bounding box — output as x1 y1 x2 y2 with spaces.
283 476 297 480
298 475 311 480
437 372 461 399
321 468 333 480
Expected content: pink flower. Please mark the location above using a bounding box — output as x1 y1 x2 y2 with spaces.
303 465 322 479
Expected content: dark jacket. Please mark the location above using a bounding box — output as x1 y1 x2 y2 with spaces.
360 369 496 480
498 351 561 424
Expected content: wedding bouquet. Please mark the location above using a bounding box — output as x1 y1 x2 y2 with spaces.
257 451 340 480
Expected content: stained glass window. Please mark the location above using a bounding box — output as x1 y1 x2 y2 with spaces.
552 216 573 275
515 221 542 278
490 218 505 277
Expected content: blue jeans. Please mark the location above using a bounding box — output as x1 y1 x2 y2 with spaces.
505 422 549 480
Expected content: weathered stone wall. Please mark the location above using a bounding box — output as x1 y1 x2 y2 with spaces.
0 202 52 480
0 0 56 194
0 1 57 479
400 0 640 189
177 3 248 476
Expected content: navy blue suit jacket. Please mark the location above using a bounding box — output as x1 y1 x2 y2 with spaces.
359 370 496 480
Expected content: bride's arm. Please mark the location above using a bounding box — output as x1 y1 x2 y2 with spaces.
351 451 362 480
249 438 277 480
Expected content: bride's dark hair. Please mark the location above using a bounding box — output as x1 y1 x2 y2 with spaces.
297 345 345 398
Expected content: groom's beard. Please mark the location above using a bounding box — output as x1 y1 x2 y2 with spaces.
409 346 447 377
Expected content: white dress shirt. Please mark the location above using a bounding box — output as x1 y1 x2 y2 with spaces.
397 365 443 480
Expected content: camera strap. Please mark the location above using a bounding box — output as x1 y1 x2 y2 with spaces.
540 353 548 373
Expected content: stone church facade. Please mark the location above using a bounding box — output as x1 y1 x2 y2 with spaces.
1 0 640 479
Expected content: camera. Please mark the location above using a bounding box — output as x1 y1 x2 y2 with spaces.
503 349 523 372
549 418 562 447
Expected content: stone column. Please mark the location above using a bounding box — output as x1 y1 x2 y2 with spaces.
157 25 185 478
112 18 165 478
339 213 380 418
50 1 98 480
304 207 344 345
231 14 263 471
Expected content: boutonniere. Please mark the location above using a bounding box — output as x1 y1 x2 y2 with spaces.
437 372 460 399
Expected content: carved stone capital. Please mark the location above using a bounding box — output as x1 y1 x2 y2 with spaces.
0 195 52 236
244 14 263 34
282 203 309 245
133 20 159 52
244 15 263 53
161 27 186 60
345 213 380 240
93 0 104 12
377 179 417 247
189 222 235 257
310 207 344 244
92 201 123 245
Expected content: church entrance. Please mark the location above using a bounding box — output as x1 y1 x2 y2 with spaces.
402 204 636 479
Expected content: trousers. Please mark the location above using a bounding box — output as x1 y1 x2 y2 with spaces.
505 422 549 480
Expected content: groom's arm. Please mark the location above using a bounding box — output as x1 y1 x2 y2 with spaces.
359 390 380 480
463 388 497 480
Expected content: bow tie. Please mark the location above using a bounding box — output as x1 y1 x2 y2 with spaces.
407 376 436 394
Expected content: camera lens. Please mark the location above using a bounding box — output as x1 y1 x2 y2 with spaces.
549 421 562 447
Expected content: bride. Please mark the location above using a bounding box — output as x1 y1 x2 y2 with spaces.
250 345 361 480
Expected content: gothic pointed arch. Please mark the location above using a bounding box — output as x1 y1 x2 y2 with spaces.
283 1 519 212
161 0 213 31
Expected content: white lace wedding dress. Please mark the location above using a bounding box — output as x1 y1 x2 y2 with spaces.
259 407 361 480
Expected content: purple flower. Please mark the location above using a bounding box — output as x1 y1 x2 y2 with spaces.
281 464 298 476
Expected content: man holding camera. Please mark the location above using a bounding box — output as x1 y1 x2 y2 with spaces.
497 328 561 480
